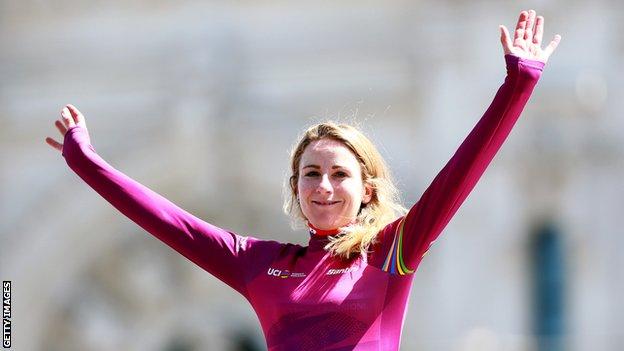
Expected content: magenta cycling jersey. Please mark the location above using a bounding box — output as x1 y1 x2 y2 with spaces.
62 55 545 350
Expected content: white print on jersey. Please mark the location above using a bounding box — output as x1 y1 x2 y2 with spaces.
266 266 358 278
267 268 307 278
326 267 358 275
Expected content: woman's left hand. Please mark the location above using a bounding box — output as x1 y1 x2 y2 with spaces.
500 10 561 63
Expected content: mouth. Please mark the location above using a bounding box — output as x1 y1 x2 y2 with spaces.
312 200 341 207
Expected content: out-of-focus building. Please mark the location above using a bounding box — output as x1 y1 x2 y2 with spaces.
1 1 622 350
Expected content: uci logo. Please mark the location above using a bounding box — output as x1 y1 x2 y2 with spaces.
267 268 290 278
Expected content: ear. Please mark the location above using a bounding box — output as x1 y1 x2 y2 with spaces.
362 182 373 205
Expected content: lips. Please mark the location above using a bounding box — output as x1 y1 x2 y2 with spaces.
312 200 341 206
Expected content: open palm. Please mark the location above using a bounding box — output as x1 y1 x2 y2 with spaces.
45 104 88 153
500 10 561 63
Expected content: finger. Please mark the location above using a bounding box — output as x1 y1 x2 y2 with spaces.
524 10 536 41
61 107 76 128
55 120 67 135
543 34 562 58
65 104 86 127
499 25 512 54
45 137 63 152
533 15 544 45
514 10 528 43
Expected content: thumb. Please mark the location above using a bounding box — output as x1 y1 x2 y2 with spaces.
499 25 512 55
65 104 88 130
543 34 562 61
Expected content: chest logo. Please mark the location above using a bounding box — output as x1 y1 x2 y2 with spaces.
326 267 358 275
267 268 307 278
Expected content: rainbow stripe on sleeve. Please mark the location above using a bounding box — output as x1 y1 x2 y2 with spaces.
381 217 415 275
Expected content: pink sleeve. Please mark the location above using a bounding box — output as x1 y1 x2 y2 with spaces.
373 55 545 275
62 126 254 296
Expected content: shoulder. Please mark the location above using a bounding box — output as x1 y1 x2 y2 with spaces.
241 235 303 259
368 216 404 253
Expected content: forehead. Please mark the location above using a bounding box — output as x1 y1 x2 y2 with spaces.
300 139 360 168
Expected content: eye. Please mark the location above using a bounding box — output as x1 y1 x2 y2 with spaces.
304 171 320 177
334 171 348 178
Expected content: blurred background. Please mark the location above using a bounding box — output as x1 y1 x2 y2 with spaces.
1 1 622 350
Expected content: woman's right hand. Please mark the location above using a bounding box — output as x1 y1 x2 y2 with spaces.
45 104 89 153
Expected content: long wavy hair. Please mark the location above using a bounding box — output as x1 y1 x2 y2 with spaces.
283 121 407 260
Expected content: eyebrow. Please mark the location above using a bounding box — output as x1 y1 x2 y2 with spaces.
302 165 346 170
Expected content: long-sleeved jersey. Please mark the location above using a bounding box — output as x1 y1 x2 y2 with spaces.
62 55 544 350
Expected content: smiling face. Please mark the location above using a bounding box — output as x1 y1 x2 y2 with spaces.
297 138 373 230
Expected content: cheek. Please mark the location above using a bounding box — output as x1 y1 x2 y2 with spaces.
297 178 312 195
340 179 364 198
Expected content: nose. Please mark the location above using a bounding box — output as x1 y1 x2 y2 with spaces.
316 174 333 194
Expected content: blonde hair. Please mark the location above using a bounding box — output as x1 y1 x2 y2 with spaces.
283 121 407 260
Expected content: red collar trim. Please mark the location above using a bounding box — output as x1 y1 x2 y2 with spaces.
308 223 341 236
307 221 355 236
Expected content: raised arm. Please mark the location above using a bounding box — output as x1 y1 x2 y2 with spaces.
375 10 561 275
46 105 254 296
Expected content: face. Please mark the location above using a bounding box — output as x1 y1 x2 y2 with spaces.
297 138 373 230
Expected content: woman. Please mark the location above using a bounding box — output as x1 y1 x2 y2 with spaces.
46 10 560 351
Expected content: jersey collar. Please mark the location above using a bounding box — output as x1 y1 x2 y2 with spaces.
307 222 343 236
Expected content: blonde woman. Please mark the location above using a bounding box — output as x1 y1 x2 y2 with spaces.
46 10 560 351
